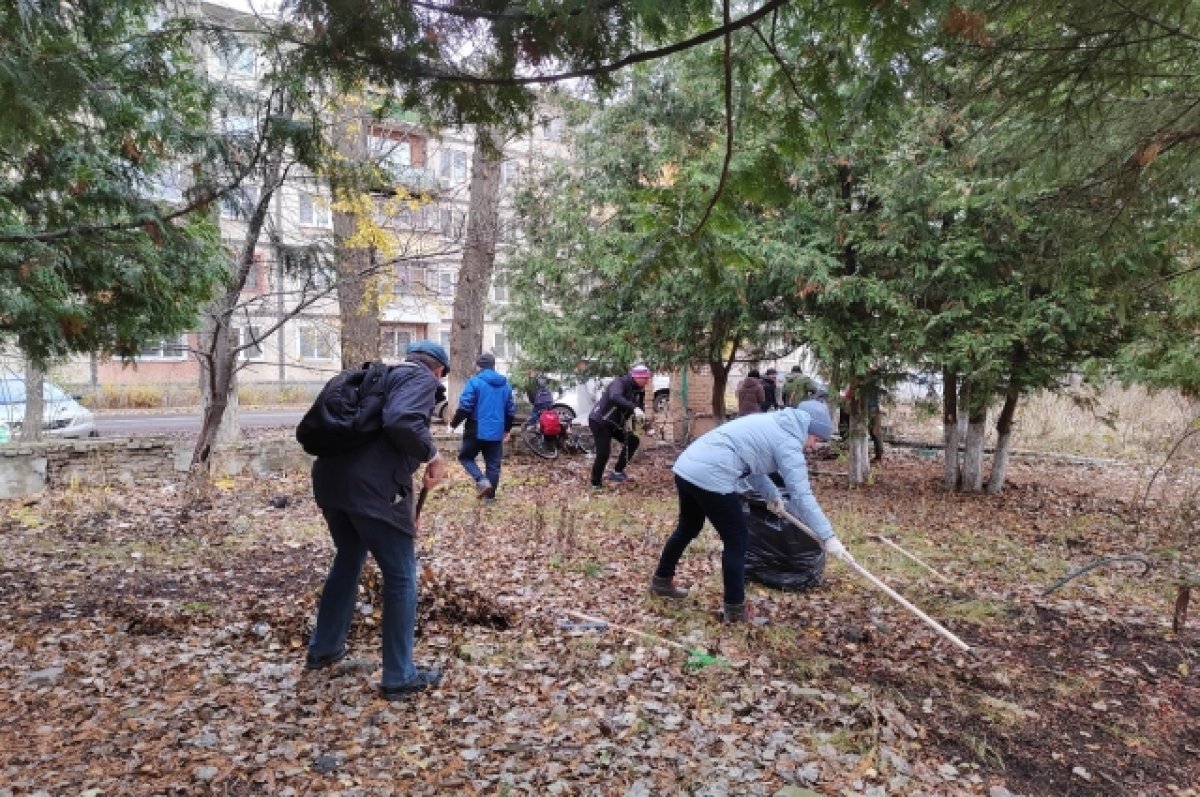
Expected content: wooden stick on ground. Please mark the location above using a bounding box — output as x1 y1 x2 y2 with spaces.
564 610 692 653
872 535 954 584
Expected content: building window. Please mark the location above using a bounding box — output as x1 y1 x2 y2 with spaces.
220 183 259 220
298 190 331 227
214 41 256 77
369 135 411 168
382 328 413 360
501 160 521 186
234 326 264 361
298 325 335 361
145 161 185 202
439 150 468 181
435 269 455 297
438 329 451 349
394 261 427 295
439 208 464 240
243 252 267 291
493 332 512 360
542 117 565 141
492 270 508 303
139 335 189 360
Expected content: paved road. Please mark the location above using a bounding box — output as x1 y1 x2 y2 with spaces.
94 408 304 436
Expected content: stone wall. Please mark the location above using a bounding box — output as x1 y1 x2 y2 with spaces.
0 432 466 500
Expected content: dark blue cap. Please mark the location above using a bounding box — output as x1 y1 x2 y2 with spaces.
406 340 450 370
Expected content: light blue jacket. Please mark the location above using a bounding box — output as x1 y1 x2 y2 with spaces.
672 409 835 540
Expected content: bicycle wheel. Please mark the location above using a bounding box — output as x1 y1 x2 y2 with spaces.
522 424 559 460
571 428 595 455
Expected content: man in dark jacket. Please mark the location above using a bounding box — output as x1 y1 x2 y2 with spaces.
450 353 517 501
761 368 780 411
588 364 651 488
305 340 448 701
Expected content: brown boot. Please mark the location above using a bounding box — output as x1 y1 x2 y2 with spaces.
649 575 688 600
722 602 749 623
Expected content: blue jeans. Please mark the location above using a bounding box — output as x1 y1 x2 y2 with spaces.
458 435 504 493
654 475 749 605
308 508 418 689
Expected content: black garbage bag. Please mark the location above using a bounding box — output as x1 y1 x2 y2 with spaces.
743 490 826 591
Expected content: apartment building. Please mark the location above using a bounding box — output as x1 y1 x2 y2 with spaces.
46 0 569 393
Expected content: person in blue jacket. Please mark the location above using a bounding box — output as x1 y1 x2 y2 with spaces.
450 353 517 501
649 399 854 622
306 340 448 700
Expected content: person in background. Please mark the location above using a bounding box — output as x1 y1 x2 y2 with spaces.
761 368 780 411
780 365 816 407
450 353 517 502
528 374 554 415
736 369 766 416
305 340 448 701
588 365 651 488
649 399 852 622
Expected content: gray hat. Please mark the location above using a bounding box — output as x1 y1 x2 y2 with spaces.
796 399 833 442
476 352 496 369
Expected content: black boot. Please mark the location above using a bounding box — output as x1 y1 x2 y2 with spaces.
722 602 749 623
649 575 688 599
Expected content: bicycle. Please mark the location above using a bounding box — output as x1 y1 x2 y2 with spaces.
521 411 595 460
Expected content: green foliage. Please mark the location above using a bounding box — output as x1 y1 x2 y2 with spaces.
0 0 226 362
502 49 810 392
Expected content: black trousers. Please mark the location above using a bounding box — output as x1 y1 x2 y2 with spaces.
588 418 639 486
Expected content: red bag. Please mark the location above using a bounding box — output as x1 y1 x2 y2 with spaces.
539 409 563 436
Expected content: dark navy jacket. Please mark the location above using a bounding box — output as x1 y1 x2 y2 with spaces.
312 360 440 535
589 374 645 430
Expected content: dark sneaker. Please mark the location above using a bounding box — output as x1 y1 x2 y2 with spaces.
379 667 443 701
475 478 493 499
304 647 348 670
606 472 629 483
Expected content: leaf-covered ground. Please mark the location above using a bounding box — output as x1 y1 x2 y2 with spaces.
1 439 1196 797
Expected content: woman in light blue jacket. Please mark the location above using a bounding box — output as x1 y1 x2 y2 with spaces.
650 400 852 622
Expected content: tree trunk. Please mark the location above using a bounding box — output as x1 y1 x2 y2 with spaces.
335 211 379 369
846 385 870 486
987 370 1022 495
448 126 503 412
942 368 960 489
20 360 44 442
961 389 988 492
188 137 285 487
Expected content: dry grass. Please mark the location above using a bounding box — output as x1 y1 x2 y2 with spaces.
887 382 1200 462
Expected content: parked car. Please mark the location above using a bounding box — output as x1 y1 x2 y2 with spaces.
891 370 942 404
0 376 97 439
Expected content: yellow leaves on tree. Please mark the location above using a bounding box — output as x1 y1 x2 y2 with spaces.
330 188 432 261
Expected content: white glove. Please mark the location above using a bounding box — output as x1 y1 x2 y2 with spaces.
766 498 785 516
634 407 645 421
823 536 853 562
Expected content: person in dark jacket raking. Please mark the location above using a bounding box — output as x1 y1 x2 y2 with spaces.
450 353 517 502
588 365 651 489
305 340 449 700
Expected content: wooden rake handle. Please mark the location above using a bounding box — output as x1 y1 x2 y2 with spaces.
770 505 972 654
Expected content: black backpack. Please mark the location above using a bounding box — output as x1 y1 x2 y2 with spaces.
296 361 413 457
